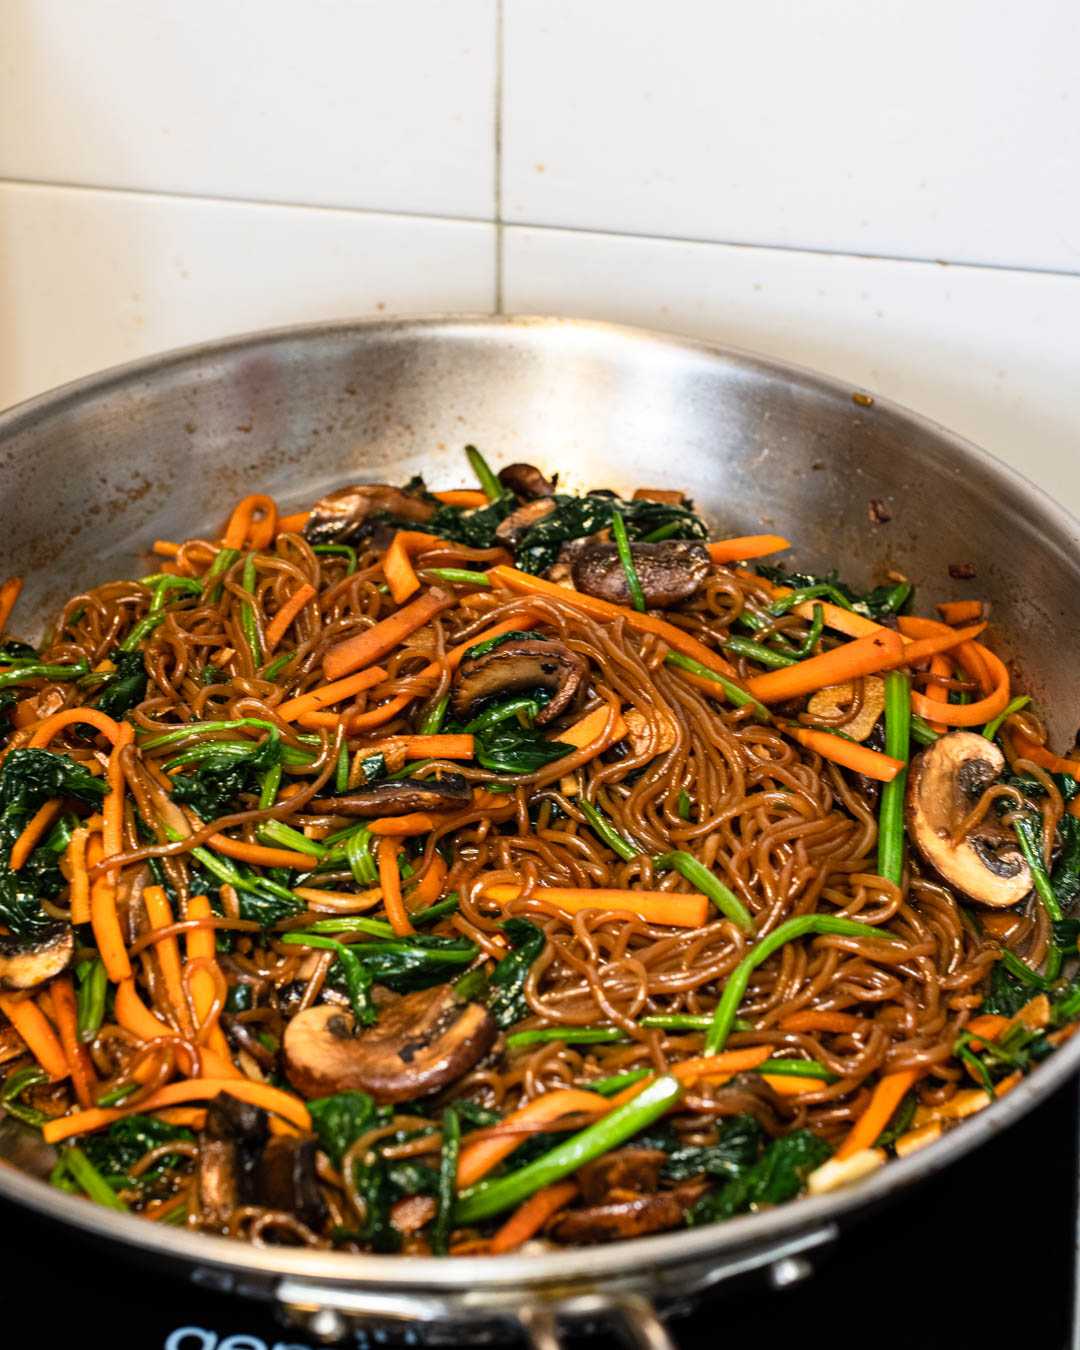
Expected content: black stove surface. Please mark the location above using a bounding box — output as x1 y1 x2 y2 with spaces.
4 1077 1076 1350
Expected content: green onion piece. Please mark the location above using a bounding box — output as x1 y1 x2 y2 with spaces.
663 651 770 723
62 1147 129 1211
676 789 691 820
423 568 492 588
163 741 267 771
149 576 203 611
335 743 350 795
465 445 503 502
1011 812 1063 979
119 613 165 652
412 893 461 925
139 717 278 750
262 652 294 682
205 546 240 603
455 1074 684 1224
505 1026 631 1049
0 659 90 690
1 1066 50 1125
749 1058 837 1082
769 583 854 617
240 553 262 666
298 917 396 938
611 510 647 613
877 670 911 887
721 635 799 670
789 603 825 659
703 915 895 1055
982 695 1032 740
420 694 450 736
96 1082 140 1108
579 800 639 863
345 826 378 885
431 1106 461 1255
653 849 754 933
640 521 682 544
910 716 940 746
258 764 283 811
312 544 358 575
639 1013 752 1032
998 947 1053 989
75 959 108 1044
257 819 326 859
463 697 542 734
588 1067 653 1095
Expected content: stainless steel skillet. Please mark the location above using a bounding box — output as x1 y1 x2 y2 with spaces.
1 315 1077 1348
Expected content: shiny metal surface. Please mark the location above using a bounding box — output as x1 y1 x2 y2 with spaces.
1 316 1079 1341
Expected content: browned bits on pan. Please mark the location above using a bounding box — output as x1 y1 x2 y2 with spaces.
949 562 977 579
868 498 891 524
853 391 874 407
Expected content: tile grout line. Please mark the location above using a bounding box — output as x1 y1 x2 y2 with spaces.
493 0 504 314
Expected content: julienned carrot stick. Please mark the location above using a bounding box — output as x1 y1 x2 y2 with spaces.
323 587 455 681
0 577 23 635
377 837 415 937
142 884 192 1038
738 570 888 641
836 1068 919 1159
456 1089 610 1190
923 653 952 734
384 532 423 604
488 565 738 680
66 827 95 925
263 583 318 653
606 1046 774 1107
360 734 475 762
102 721 135 867
707 535 790 565
892 621 987 667
90 876 131 982
909 641 1010 727
274 664 389 722
0 993 68 1080
274 510 311 536
50 974 96 1108
42 1077 311 1144
186 894 232 1060
433 489 490 508
783 725 904 782
112 978 236 1079
152 541 181 558
367 813 439 836
29 706 127 749
747 629 904 702
481 882 708 929
406 853 448 910
554 704 629 753
778 1010 865 1034
489 1180 579 1253
9 799 62 870
207 834 314 869
761 1074 826 1096
1009 728 1080 776
936 600 983 625
223 494 278 551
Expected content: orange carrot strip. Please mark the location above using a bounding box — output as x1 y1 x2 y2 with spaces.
936 600 983 625
457 1089 609 1190
153 1107 207 1129
778 1010 865 1033
50 974 97 1108
42 1077 311 1144
707 535 790 565
9 799 62 870
923 653 952 734
892 621 987 667
142 884 193 1038
274 510 311 536
555 703 629 753
747 629 905 703
909 641 1010 727
0 993 68 1080
207 833 314 869
296 695 413 733
1009 728 1080 777
186 894 232 1060
489 1180 579 1253
223 494 277 551
738 570 889 641
12 696 42 730
0 577 23 635
783 725 904 782
152 541 182 558
112 978 236 1078
66 827 95 925
90 876 131 982
29 706 127 749
606 1046 774 1107
836 1068 919 1160
367 813 438 837
274 664 388 722
761 1074 826 1096
433 489 490 508
488 565 738 679
482 882 708 929
407 853 448 910
384 532 424 604
102 721 134 866
377 837 415 937
396 734 474 761
323 588 455 681
263 583 317 654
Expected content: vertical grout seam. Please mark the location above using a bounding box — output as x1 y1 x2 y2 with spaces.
493 0 504 314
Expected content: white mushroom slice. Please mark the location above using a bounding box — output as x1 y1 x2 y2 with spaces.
807 676 886 743
806 1147 886 1196
623 707 679 757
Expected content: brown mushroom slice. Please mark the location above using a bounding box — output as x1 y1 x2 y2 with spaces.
494 497 557 547
0 922 75 992
302 483 436 546
807 676 886 743
632 487 686 505
546 1183 706 1245
577 1148 667 1203
497 463 556 500
281 986 497 1104
571 540 710 609
621 708 679 758
310 773 472 818
197 1093 268 1229
251 1135 327 1230
452 639 586 727
906 730 1032 906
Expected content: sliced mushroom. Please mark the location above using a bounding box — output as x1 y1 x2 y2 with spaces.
197 1092 268 1229
310 773 472 817
0 923 75 992
252 1135 327 1230
577 1148 666 1203
906 730 1032 906
571 540 710 609
303 483 436 546
632 487 686 505
621 707 679 758
546 1183 706 1245
452 639 586 726
281 985 497 1103
494 497 557 547
807 676 886 743
498 463 556 500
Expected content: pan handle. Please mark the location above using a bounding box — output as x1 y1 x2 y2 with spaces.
518 1295 675 1350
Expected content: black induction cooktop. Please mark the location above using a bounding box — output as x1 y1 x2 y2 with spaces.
3 1077 1076 1350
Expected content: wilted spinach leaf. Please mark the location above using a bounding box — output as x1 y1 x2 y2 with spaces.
513 493 708 575
486 917 545 1030
308 1090 390 1168
756 564 912 620
94 648 148 718
323 933 477 999
474 723 573 775
0 641 39 662
170 734 283 820
659 1115 763 1182
687 1128 831 1225
81 1115 195 1193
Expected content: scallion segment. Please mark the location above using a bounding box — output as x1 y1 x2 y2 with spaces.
876 670 911 888
663 652 770 723
982 695 1031 741
611 510 647 613
465 445 503 502
431 1106 460 1255
654 849 754 933
505 1026 630 1049
579 799 639 863
240 553 262 666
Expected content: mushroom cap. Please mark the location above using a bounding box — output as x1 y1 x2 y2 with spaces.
302 483 436 546
0 922 75 992
494 497 557 547
452 638 587 726
281 985 497 1104
497 463 556 500
311 773 472 818
570 540 710 609
906 730 1032 907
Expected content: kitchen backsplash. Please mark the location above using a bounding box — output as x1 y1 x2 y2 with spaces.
1 0 1077 504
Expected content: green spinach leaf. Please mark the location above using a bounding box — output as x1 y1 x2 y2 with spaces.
486 917 545 1030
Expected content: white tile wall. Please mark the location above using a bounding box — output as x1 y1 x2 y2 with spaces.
504 226 1080 511
503 0 1080 274
0 183 495 409
0 0 496 220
